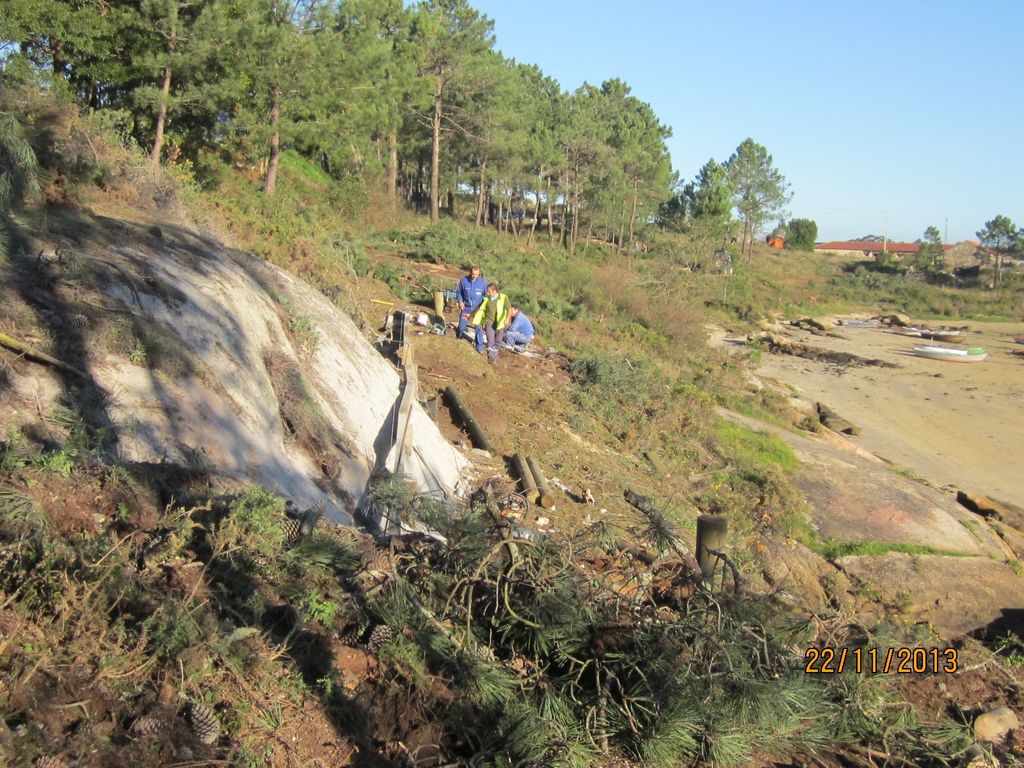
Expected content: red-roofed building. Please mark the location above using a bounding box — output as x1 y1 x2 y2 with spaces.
814 240 921 257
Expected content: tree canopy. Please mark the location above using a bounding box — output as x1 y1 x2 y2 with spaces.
914 225 944 273
785 218 817 251
726 138 791 259
977 214 1021 287
0 0 681 253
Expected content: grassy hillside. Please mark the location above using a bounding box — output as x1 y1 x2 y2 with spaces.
3 89 1024 768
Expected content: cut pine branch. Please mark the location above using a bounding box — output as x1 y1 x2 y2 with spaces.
0 331 89 379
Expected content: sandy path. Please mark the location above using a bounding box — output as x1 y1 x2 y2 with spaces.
756 321 1024 509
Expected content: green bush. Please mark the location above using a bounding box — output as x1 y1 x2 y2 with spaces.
372 261 410 300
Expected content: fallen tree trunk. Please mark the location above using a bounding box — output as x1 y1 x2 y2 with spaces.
0 331 90 379
513 453 539 504
623 489 658 516
790 317 827 331
526 456 554 509
444 386 495 454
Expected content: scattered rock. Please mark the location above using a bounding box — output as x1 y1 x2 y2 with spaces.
957 491 1024 533
756 537 851 612
974 706 1019 742
836 554 1023 637
751 332 896 368
880 313 912 327
791 317 827 332
816 402 860 435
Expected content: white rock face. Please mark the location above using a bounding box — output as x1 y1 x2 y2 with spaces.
86 229 466 524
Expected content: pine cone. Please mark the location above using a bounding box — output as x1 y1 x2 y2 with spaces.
337 629 358 646
362 549 390 574
35 757 72 768
187 702 220 745
367 624 394 651
302 500 326 534
130 715 166 737
249 551 272 569
282 517 302 545
338 620 368 646
136 528 173 570
70 314 89 329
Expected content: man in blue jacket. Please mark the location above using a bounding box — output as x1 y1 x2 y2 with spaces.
456 265 487 351
504 304 535 351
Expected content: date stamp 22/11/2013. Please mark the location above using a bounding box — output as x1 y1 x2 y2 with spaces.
804 647 958 675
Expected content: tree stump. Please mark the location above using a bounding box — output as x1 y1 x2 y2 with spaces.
696 515 728 580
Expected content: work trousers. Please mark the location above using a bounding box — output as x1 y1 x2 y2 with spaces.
484 324 505 362
458 312 485 351
504 330 532 348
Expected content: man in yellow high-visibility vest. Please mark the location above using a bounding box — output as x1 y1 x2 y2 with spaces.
471 282 510 364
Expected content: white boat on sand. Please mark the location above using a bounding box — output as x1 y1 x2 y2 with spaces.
911 345 987 363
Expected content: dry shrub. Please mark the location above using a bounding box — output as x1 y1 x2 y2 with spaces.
359 188 415 231
589 262 706 351
588 263 650 322
288 235 319 268
3 87 186 214
653 296 706 350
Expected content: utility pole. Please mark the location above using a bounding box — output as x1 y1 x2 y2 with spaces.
944 217 949 243
883 210 888 254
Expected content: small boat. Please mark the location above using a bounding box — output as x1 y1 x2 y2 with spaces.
841 319 882 327
918 329 966 343
888 326 923 337
911 345 987 363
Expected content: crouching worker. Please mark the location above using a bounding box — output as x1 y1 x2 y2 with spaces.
504 305 535 351
472 282 510 363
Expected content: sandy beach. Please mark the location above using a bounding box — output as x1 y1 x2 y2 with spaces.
756 321 1024 509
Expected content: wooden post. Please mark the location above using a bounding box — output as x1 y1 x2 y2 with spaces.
513 453 539 504
696 515 728 580
433 291 445 323
443 386 495 454
389 347 418 475
526 456 554 509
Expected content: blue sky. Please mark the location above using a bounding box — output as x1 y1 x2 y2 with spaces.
470 0 1023 243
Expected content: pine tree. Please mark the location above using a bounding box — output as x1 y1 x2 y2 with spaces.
410 0 495 222
726 138 792 260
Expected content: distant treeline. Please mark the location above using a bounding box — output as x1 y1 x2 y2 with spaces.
1 0 677 252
